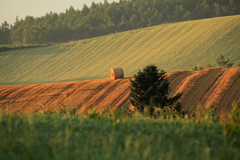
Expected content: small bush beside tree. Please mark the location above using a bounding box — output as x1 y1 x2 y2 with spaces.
216 55 234 68
192 66 205 71
129 64 182 116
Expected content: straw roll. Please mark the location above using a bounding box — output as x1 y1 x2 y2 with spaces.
110 68 124 80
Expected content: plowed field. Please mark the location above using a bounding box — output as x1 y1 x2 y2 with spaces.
0 67 239 114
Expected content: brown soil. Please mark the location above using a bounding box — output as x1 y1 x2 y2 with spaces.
0 67 239 114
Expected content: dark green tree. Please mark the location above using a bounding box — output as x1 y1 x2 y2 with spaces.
81 4 90 16
130 64 182 115
0 21 11 44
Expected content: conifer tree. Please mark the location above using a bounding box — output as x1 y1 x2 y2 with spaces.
130 64 182 115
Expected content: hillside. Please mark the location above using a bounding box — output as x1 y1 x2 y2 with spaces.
7 0 240 45
0 67 239 114
0 15 240 85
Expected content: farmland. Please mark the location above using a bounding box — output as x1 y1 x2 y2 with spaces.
0 15 240 160
1 15 240 85
1 67 239 114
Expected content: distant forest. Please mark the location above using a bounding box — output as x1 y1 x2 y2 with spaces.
1 0 240 45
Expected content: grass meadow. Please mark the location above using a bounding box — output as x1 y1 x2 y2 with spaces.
0 15 240 85
0 106 240 160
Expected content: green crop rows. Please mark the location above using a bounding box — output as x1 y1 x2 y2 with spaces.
0 15 240 85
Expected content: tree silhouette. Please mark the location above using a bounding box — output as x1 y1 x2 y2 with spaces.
130 64 182 115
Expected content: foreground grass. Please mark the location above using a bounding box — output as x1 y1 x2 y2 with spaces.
0 112 239 160
0 15 240 85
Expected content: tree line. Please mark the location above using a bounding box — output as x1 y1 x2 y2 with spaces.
1 0 240 45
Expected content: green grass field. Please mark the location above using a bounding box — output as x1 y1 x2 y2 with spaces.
1 15 240 85
1 111 239 160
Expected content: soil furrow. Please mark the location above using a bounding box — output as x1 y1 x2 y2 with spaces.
196 69 226 107
0 68 239 114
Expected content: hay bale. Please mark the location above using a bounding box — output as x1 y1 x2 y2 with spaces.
110 68 124 80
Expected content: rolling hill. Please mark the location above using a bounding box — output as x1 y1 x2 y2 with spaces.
0 67 239 114
0 15 240 85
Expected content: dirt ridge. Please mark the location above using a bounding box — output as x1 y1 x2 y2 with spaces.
0 67 239 114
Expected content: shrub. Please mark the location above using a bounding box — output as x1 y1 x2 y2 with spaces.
192 66 198 71
189 105 219 122
216 55 234 68
38 103 78 116
221 103 240 139
129 64 182 116
192 66 204 71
